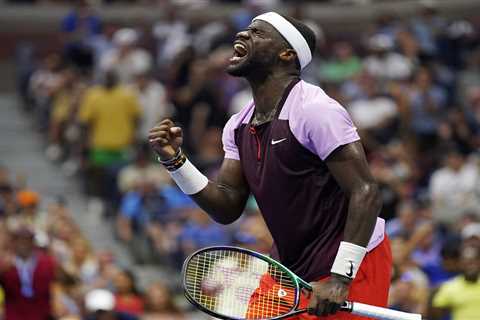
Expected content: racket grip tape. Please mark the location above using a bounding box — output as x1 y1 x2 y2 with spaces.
343 301 422 320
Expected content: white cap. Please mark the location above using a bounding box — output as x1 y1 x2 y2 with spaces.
85 289 115 312
113 28 139 46
462 223 480 239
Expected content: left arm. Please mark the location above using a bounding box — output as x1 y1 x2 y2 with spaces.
308 141 381 316
325 141 381 247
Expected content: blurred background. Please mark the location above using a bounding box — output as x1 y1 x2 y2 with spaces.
0 0 480 319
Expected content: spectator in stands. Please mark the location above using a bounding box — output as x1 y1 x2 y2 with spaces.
100 28 153 85
389 271 429 315
410 0 447 57
386 201 420 240
117 171 194 264
408 67 447 147
431 244 480 319
233 210 272 254
429 148 480 224
152 6 190 72
457 48 480 109
0 226 57 320
363 34 414 81
61 0 102 41
52 271 81 320
28 54 64 130
117 143 169 195
130 68 172 142
347 74 399 146
85 289 137 320
319 42 362 83
78 71 142 213
143 282 185 320
62 238 99 288
113 269 144 317
461 222 480 247
61 0 100 72
9 190 40 230
178 209 230 259
46 67 85 164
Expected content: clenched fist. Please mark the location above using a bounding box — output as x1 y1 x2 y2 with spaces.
307 275 350 316
148 119 183 160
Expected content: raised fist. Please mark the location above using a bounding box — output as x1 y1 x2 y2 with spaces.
148 119 183 160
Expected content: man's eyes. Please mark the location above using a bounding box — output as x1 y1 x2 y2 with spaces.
249 28 262 35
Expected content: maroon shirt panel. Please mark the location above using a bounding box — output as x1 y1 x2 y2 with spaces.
235 116 350 281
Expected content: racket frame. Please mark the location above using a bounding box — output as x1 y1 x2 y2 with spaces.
182 245 312 320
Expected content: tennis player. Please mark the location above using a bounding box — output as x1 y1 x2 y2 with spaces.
149 12 392 319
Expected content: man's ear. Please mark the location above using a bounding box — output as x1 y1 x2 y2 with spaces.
279 49 297 63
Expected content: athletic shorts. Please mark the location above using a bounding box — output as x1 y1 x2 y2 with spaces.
247 236 392 319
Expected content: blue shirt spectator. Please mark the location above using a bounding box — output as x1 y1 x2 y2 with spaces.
61 7 102 39
120 185 195 231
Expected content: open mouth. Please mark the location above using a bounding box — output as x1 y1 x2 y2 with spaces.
230 41 249 64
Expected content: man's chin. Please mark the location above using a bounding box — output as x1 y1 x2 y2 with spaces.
226 60 251 77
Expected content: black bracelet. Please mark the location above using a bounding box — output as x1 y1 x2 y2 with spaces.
164 153 187 171
157 148 182 165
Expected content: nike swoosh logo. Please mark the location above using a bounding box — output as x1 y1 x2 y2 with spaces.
346 261 354 278
271 138 287 145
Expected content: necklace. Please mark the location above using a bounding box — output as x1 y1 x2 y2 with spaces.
251 103 279 126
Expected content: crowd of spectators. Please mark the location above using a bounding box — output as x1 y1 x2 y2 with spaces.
0 164 202 319
9 0 480 318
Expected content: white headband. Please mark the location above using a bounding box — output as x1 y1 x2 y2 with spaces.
253 12 312 70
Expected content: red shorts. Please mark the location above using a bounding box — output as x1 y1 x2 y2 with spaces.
247 236 392 319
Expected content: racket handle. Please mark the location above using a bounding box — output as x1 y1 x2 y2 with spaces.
343 301 422 320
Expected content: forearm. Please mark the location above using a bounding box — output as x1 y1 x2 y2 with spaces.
149 119 249 225
162 153 248 224
343 182 382 247
192 182 248 225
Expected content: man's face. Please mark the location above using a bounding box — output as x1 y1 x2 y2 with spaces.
227 20 287 78
15 234 35 259
461 245 480 280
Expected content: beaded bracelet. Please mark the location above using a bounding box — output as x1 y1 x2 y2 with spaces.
157 148 182 165
157 148 187 171
164 153 187 171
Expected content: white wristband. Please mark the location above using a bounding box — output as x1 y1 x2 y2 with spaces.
169 159 209 195
331 241 367 280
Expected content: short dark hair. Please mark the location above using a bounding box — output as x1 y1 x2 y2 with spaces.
281 15 316 68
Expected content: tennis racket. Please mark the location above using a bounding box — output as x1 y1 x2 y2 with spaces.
183 246 422 320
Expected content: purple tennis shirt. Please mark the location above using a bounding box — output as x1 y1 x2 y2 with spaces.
222 79 385 281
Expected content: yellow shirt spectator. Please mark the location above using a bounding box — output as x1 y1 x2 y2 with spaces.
79 85 141 150
432 275 480 320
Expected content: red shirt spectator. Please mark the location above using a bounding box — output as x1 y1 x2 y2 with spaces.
0 228 57 320
113 269 144 316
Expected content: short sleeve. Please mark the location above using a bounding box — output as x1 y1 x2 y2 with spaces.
222 114 240 160
432 281 454 308
291 100 360 160
127 92 142 118
78 90 95 124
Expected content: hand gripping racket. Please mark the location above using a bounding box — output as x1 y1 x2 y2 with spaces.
183 246 422 320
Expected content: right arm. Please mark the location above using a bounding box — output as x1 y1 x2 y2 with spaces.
149 119 250 224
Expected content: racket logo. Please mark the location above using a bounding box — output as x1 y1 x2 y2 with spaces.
277 288 287 298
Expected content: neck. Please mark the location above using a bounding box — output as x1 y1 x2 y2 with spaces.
465 274 479 283
247 70 299 115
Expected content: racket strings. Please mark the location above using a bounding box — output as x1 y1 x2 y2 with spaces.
184 250 298 319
